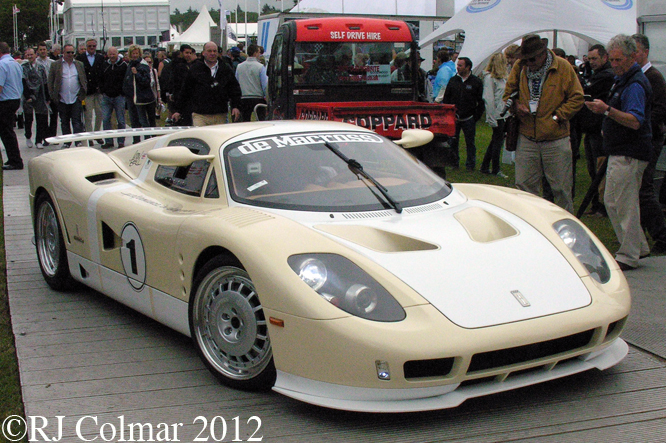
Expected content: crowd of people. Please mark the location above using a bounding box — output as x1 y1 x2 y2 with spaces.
0 39 267 165
418 32 665 269
1 32 665 269
499 33 665 269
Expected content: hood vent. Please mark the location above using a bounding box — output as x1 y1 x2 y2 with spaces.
342 210 394 220
315 225 438 252
341 202 444 220
218 207 274 228
404 203 444 214
454 207 518 243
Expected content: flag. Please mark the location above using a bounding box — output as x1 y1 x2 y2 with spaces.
228 26 237 42
13 4 20 14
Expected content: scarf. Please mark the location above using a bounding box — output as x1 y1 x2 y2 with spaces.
526 51 553 102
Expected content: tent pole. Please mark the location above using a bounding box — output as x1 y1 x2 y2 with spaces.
553 30 558 49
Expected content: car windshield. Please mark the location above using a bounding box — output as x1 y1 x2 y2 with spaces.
223 131 451 212
294 42 413 86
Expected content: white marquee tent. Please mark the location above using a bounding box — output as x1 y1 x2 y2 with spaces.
420 0 637 71
169 5 217 50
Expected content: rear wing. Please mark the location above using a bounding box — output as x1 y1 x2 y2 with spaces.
45 127 193 145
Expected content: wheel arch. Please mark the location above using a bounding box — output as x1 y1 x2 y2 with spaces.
33 186 71 245
192 246 242 289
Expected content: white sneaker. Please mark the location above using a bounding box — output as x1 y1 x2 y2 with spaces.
26 138 34 148
36 142 44 149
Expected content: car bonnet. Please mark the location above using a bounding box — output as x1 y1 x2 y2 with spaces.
308 199 592 329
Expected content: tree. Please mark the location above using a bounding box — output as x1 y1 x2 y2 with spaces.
262 4 279 14
0 0 51 50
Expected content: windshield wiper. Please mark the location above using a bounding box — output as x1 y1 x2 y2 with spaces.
323 142 402 213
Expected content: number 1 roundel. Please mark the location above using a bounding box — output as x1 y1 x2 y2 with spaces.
120 222 146 290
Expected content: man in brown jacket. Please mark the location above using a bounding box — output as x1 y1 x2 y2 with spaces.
48 44 87 147
504 35 584 213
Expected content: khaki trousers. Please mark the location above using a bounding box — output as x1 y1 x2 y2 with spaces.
192 112 228 127
605 155 650 267
83 92 103 133
515 134 574 213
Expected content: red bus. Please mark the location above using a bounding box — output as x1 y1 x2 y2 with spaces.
266 17 455 172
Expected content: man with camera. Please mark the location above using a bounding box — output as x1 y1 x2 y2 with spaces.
578 44 615 216
586 34 653 270
504 35 584 213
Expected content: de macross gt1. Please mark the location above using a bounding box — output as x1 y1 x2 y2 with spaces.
29 121 630 412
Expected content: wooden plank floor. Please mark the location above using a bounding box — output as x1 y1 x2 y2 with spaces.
4 141 666 442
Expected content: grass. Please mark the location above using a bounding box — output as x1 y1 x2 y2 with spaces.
0 119 657 429
449 122 621 251
0 172 27 440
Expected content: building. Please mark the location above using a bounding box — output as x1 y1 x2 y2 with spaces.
62 0 170 50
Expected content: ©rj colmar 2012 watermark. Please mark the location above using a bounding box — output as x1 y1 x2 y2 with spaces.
2 415 263 442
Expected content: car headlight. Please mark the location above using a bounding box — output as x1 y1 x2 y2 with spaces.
553 219 611 283
288 253 406 322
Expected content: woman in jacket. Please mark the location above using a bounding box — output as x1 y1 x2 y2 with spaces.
480 52 509 177
123 44 155 144
143 53 162 123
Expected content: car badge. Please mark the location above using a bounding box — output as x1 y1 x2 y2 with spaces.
511 290 531 307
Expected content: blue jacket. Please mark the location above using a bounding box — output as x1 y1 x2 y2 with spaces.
602 63 652 161
433 60 455 100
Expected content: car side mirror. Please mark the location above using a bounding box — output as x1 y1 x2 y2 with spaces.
147 146 215 166
393 129 434 149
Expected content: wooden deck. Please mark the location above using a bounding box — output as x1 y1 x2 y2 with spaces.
4 140 666 442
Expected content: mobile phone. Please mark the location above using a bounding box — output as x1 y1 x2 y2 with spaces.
584 94 593 101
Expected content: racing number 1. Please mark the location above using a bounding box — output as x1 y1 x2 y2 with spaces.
120 223 147 290
126 239 138 275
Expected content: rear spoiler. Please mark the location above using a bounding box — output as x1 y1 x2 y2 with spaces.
45 127 194 145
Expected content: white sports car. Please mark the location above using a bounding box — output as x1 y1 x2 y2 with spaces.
29 121 630 412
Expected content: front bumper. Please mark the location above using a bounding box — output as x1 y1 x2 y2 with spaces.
273 338 628 412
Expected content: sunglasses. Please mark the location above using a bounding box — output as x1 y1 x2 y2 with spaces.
65 51 75 54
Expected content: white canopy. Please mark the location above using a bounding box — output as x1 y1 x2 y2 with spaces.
420 0 637 71
290 0 437 16
169 5 217 50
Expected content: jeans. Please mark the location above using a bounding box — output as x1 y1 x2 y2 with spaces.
451 117 477 169
58 100 84 137
101 94 127 145
639 133 666 245
0 99 22 167
480 119 505 174
48 101 59 138
127 100 153 144
23 106 49 145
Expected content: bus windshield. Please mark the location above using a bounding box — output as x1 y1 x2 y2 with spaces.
294 42 414 87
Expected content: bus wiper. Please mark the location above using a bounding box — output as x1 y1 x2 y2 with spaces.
324 142 402 213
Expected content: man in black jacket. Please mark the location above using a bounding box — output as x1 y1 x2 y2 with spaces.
633 33 666 254
76 38 105 144
443 56 485 170
99 47 128 149
168 45 197 126
172 41 241 126
579 44 615 215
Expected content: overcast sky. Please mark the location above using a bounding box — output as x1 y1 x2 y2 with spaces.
169 0 288 14
168 0 472 14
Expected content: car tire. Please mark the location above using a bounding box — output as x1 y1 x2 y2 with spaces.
190 256 276 391
34 193 75 290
